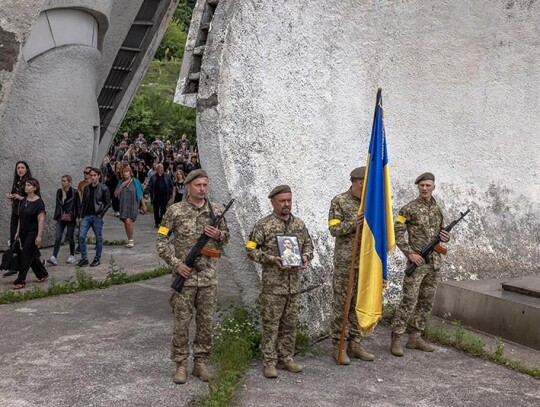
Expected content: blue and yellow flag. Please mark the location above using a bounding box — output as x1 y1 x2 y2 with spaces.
356 88 395 334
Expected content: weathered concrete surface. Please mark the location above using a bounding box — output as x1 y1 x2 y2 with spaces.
235 322 540 407
0 0 44 116
433 278 540 350
1 203 539 406
502 275 540 298
177 0 540 336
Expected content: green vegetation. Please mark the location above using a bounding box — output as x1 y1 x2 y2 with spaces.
0 260 171 304
295 320 311 355
195 306 261 407
194 303 315 407
424 321 540 379
118 61 196 141
118 0 196 142
85 236 128 246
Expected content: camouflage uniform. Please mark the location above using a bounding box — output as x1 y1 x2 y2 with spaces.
156 200 229 366
246 214 314 367
328 189 363 345
392 196 444 334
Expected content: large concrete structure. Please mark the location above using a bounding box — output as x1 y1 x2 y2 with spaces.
0 0 179 248
176 0 540 336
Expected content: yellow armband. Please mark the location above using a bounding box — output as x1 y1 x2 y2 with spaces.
246 240 257 250
158 226 170 236
396 215 407 224
328 219 341 227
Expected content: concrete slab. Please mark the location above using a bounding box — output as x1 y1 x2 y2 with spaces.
502 276 540 298
433 279 540 350
234 322 540 407
0 277 210 407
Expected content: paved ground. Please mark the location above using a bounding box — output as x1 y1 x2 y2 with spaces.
1 211 539 406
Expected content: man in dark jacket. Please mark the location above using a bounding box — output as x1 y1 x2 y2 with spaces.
77 168 111 267
146 163 173 228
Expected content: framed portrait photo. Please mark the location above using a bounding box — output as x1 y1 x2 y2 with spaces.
276 235 303 267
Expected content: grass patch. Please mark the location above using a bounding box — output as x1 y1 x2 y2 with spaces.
85 237 128 246
194 306 261 407
145 201 154 214
295 320 311 355
425 321 540 379
0 258 171 304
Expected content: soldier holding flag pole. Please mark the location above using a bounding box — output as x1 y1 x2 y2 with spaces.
332 88 395 365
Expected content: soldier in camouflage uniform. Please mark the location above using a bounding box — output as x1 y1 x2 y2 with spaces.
328 167 375 365
246 185 314 379
156 169 229 384
390 172 450 356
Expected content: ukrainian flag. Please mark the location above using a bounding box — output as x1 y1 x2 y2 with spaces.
356 88 395 334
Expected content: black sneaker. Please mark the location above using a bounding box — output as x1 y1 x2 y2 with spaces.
77 259 89 267
3 270 17 277
75 246 81 254
90 259 101 267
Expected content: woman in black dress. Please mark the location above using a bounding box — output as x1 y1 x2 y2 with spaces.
5 161 32 244
12 178 48 289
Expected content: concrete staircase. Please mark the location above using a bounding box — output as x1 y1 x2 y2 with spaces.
433 276 540 350
175 0 219 108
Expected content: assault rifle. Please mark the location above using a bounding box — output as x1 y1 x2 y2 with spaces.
171 199 234 293
404 209 470 277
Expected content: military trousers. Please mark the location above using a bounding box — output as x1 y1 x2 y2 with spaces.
331 266 362 345
169 284 217 365
392 264 439 335
260 292 300 367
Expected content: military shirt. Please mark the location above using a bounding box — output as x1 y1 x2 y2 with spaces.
246 213 314 295
156 199 229 287
394 196 445 269
328 189 361 268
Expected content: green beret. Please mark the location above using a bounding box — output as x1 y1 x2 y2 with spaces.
415 172 435 184
350 166 366 180
184 169 208 184
268 184 292 199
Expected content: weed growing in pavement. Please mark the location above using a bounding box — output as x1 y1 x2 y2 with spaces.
424 321 540 379
106 256 128 282
0 266 171 304
295 319 311 355
85 237 127 246
194 305 261 407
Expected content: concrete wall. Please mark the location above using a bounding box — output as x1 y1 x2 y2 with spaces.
0 0 45 119
178 0 540 336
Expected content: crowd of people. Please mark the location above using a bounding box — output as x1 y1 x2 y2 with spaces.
2 132 200 288
104 132 200 228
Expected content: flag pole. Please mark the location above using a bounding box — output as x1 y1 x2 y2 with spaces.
336 222 363 365
336 88 382 364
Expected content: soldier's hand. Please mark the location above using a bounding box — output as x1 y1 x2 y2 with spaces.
439 230 450 243
300 256 309 269
204 225 221 240
357 212 364 226
274 256 289 270
177 263 192 278
408 253 424 266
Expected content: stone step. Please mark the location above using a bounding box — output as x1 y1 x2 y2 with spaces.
502 276 540 298
433 278 540 350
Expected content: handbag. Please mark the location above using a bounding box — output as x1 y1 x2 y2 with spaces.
1 240 22 271
61 212 72 222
